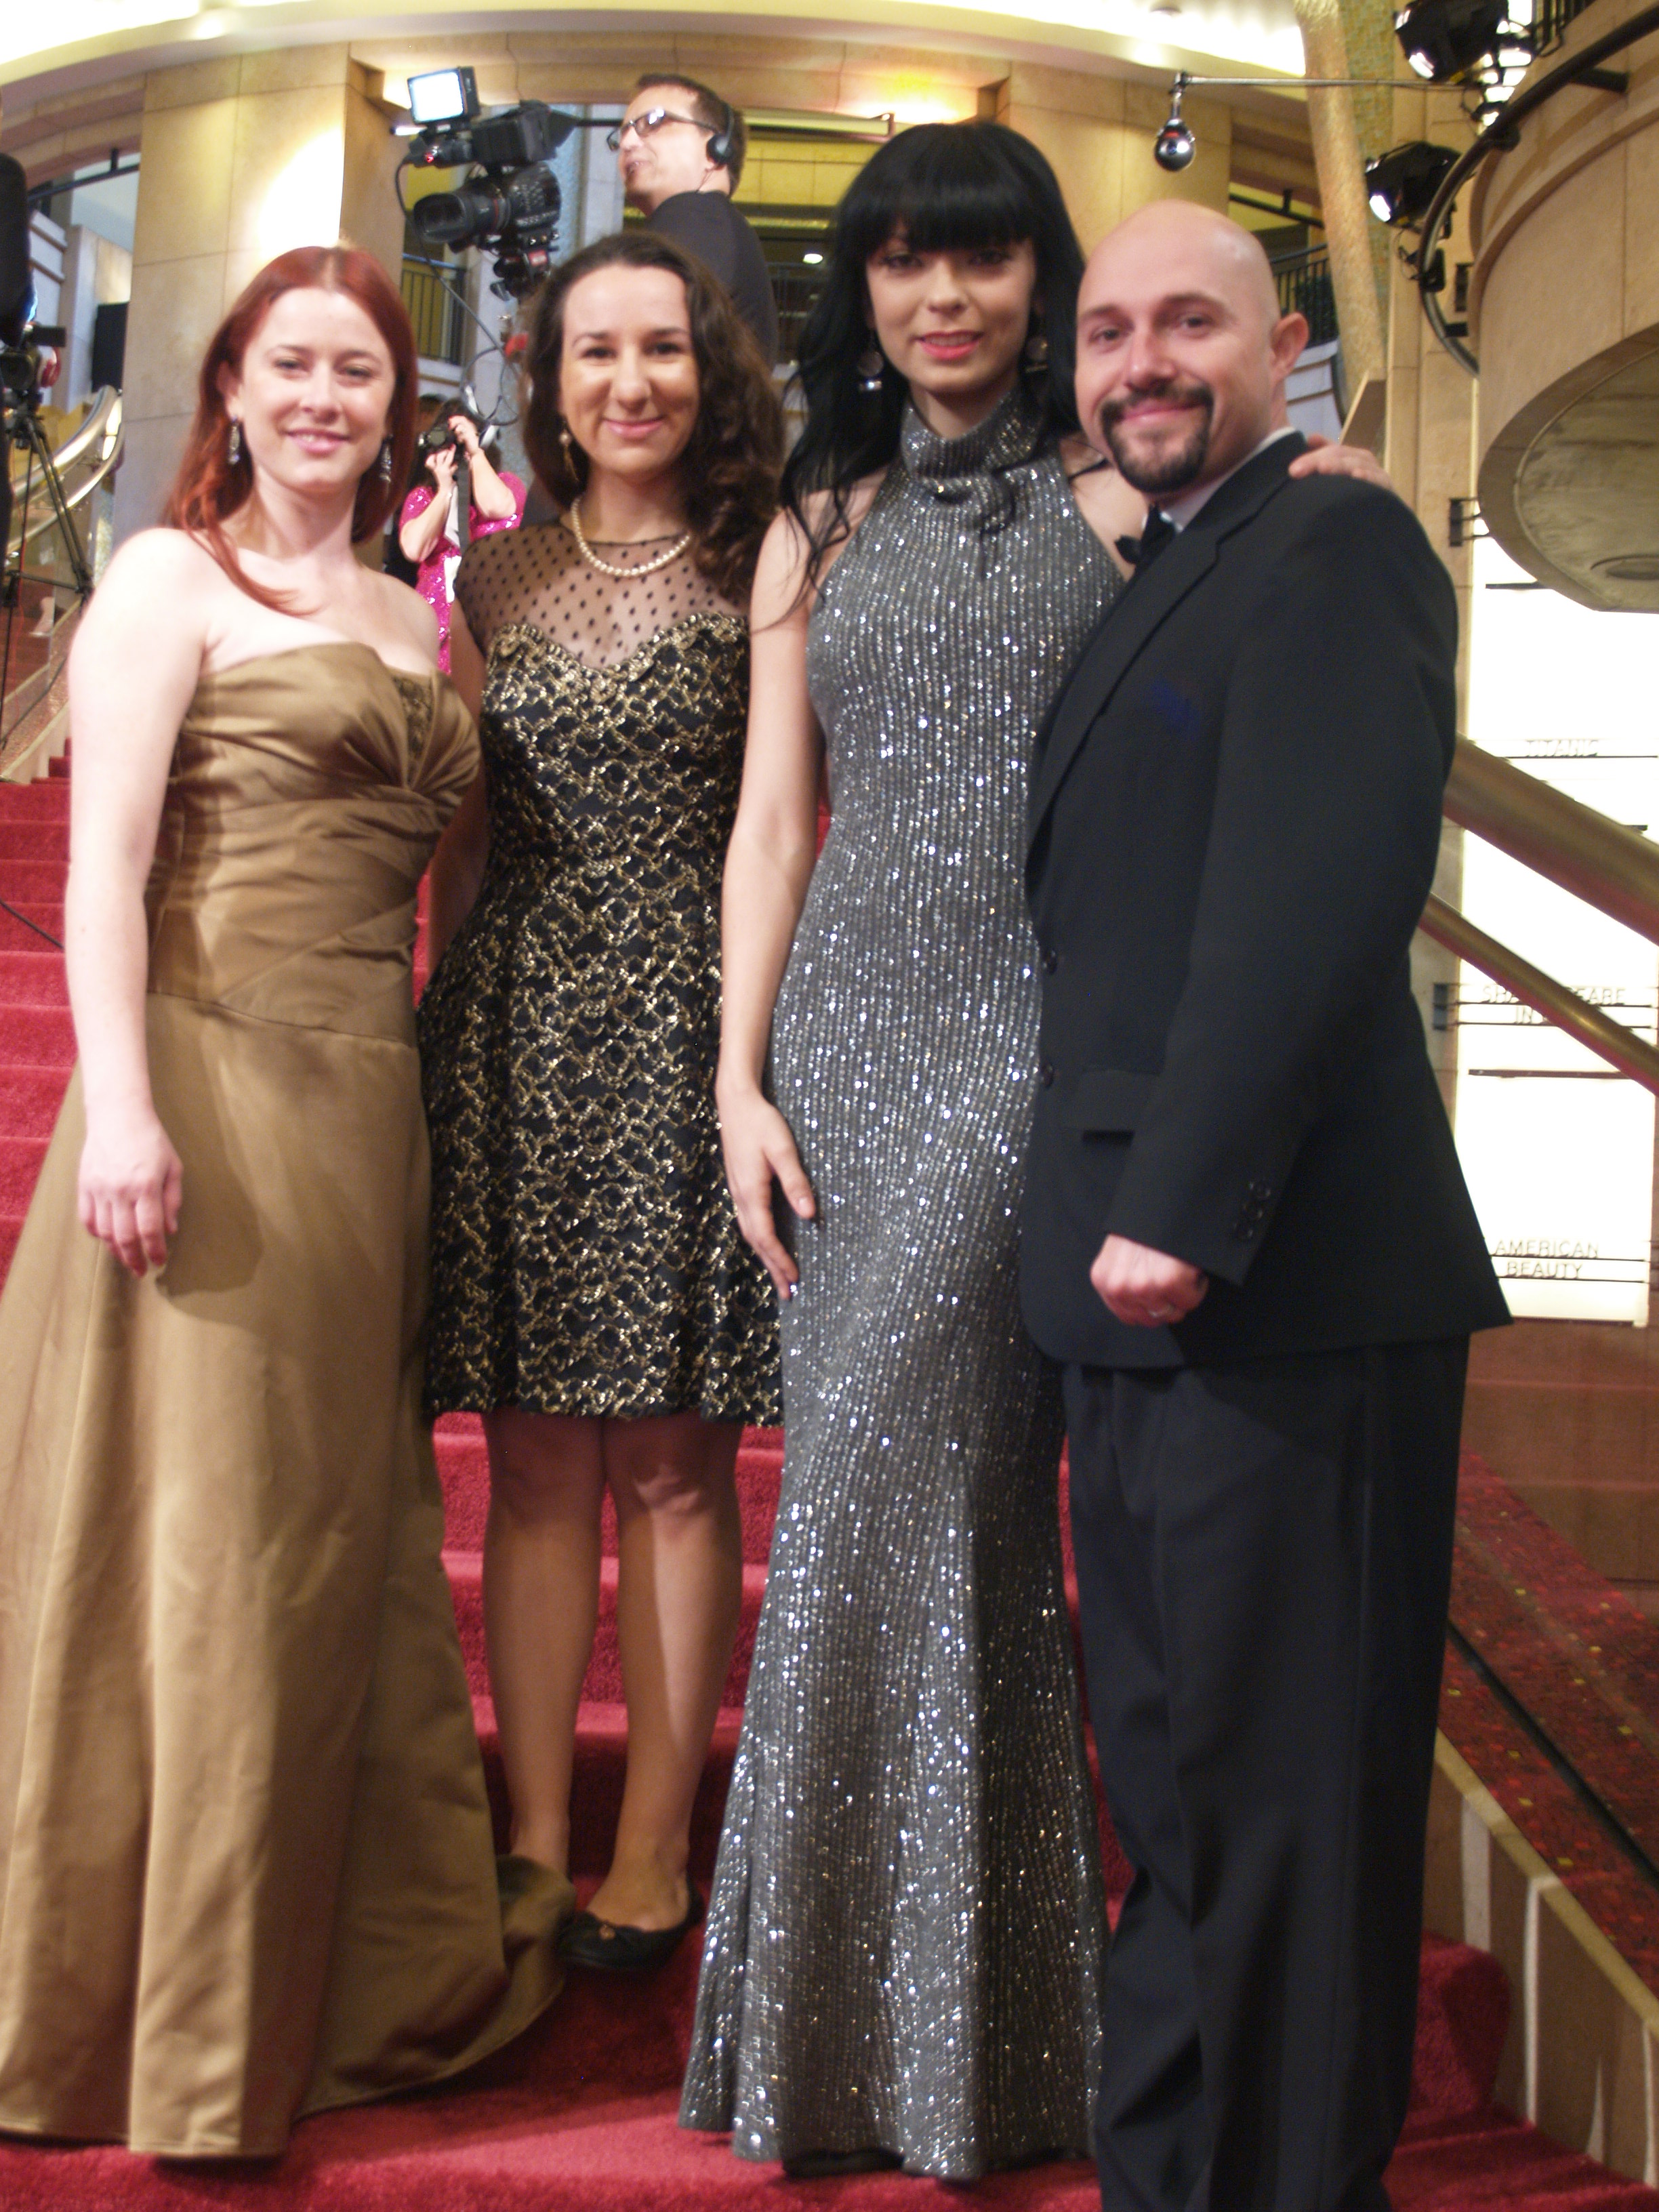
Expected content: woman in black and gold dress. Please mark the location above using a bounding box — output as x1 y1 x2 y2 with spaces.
419 231 783 1966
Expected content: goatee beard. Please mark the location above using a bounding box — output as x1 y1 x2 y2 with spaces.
1101 386 1214 496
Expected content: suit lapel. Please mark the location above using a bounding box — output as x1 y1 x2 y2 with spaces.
1025 434 1309 849
1027 525 1218 834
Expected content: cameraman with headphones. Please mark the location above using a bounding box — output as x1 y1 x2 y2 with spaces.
612 75 779 367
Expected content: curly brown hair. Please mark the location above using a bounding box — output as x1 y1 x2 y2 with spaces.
522 230 781 605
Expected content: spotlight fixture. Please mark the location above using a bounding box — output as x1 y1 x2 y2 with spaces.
407 66 482 125
1364 140 1459 225
1393 0 1507 83
1154 78 1196 171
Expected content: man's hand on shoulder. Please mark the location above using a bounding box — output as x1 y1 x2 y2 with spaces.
1090 1235 1209 1327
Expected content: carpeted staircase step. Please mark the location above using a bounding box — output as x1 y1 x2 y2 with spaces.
0 823 68 860
0 1919 1590 2212
0 907 64 954
0 951 68 1006
0 1136 49 1219
0 860 76 908
0 1004 75 1063
0 776 70 813
0 1063 70 1125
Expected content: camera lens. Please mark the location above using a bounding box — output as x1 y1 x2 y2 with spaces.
411 186 501 250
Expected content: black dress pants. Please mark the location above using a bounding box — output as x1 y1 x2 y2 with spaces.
1063 1340 1467 2212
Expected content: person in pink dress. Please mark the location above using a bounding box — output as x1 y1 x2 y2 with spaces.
398 410 525 668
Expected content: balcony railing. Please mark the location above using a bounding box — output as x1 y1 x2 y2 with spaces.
1271 246 1337 349
1422 739 1659 1094
401 256 466 367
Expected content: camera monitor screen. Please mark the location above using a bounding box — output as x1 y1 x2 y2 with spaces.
407 67 479 125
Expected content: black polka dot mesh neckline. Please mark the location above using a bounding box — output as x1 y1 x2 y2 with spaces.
453 514 740 671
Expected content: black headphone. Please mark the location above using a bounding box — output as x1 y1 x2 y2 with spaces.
705 98 739 171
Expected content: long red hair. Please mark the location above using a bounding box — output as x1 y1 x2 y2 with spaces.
163 244 418 607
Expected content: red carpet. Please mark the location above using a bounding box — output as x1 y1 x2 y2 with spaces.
1 760 1656 2207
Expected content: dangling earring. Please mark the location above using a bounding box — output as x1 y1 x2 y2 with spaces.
226 418 243 466
1023 325 1050 375
855 339 886 394
558 420 574 459
375 438 393 482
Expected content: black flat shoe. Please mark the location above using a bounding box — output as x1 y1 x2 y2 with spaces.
556 1882 703 1973
783 2149 903 2179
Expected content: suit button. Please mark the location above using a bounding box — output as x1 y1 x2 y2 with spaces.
1039 1061 1055 1088
1040 946 1059 975
1231 1214 1257 1242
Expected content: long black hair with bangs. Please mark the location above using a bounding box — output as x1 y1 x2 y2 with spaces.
782 121 1085 581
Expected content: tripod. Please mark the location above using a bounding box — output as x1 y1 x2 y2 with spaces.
3 377 94 600
0 377 92 947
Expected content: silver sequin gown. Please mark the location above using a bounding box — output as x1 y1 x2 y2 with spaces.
680 390 1121 2177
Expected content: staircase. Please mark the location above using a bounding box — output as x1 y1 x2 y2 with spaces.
0 760 1656 2209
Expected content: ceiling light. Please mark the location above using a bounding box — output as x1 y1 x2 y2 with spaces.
1364 141 1459 225
1394 0 1507 83
1153 80 1195 171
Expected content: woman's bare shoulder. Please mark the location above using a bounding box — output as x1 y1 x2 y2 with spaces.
367 565 441 664
763 472 885 604
101 527 223 595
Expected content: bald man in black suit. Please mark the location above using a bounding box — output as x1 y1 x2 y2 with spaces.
1021 201 1509 2212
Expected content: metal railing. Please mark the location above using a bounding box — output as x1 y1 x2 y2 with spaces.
1531 0 1601 57
1271 247 1337 348
401 256 466 366
1425 739 1659 1094
1443 739 1659 948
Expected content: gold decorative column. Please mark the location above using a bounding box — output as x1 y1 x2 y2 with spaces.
114 46 405 542
1293 0 1387 397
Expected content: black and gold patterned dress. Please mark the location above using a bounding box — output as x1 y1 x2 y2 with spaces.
418 520 779 1422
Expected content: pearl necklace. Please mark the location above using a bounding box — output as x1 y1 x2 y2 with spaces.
569 501 692 579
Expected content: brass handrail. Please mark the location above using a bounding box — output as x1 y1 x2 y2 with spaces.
1445 740 1659 949
1419 895 1659 1094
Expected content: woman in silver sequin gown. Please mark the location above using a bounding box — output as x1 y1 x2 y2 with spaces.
680 124 1145 2179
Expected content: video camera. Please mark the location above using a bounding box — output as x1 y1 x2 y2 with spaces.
401 68 578 301
0 154 63 419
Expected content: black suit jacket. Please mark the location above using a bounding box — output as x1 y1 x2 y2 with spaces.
647 193 779 367
1021 434 1509 1368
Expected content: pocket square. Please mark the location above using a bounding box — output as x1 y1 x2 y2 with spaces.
1144 676 1203 737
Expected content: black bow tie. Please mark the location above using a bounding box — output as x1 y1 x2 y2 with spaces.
1115 508 1178 576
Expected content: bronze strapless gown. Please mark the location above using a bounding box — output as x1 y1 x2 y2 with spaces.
0 643 570 2158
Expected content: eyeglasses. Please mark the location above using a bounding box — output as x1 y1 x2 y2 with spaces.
607 108 703 151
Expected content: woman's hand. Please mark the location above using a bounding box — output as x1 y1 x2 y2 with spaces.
1290 435 1395 494
78 1105 183 1276
718 1081 815 1298
429 445 459 493
451 417 518 522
